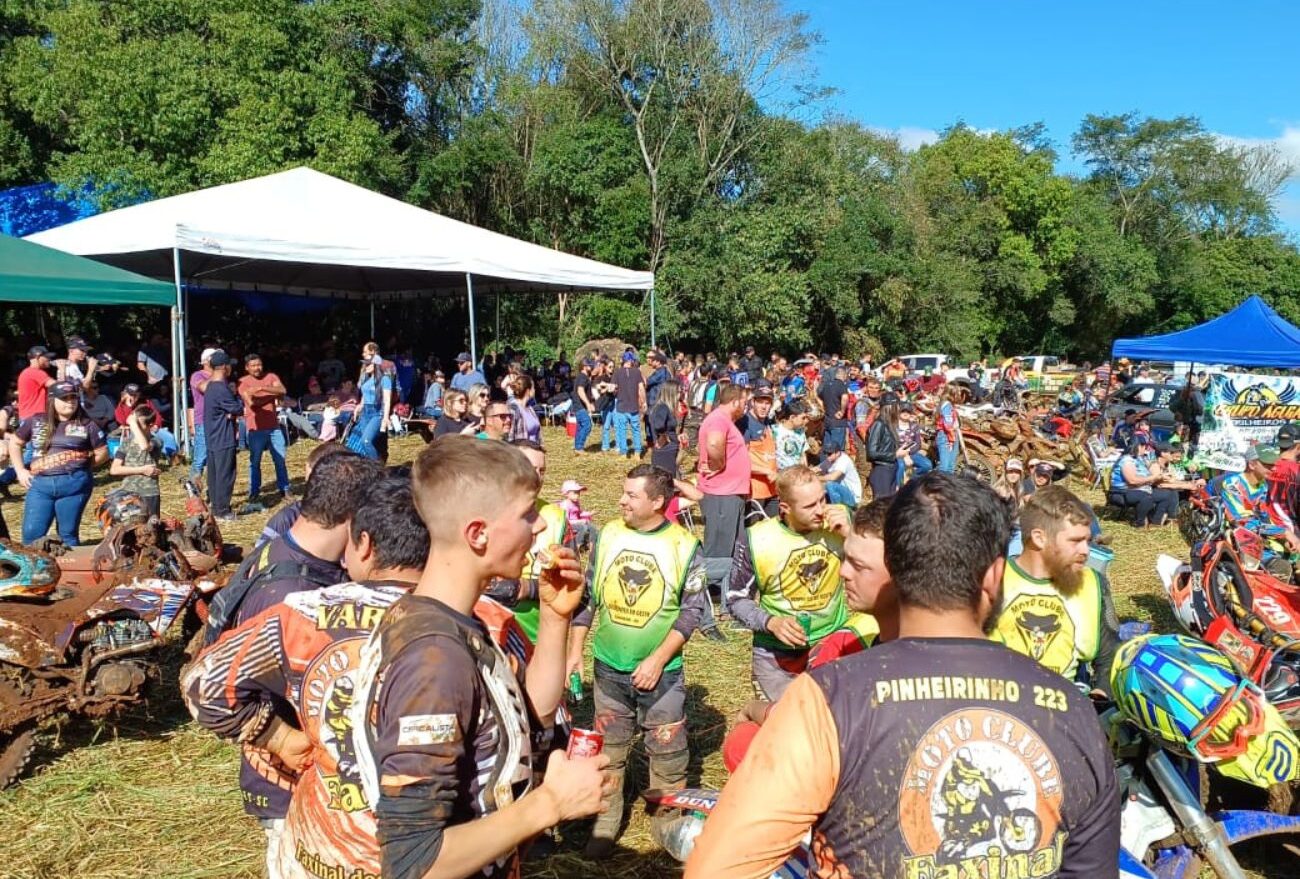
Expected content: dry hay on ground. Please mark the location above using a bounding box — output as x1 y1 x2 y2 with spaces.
0 429 1287 878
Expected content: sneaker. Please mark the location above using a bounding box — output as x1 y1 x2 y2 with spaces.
239 501 265 516
584 837 616 860
216 514 237 524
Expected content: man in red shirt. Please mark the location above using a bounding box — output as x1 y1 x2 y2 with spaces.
698 383 752 630
16 345 54 423
238 353 291 505
114 383 163 430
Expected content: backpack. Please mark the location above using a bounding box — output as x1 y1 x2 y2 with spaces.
689 377 713 412
202 542 339 645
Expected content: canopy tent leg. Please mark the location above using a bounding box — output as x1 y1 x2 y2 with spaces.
172 247 190 452
467 273 478 366
650 288 657 349
496 292 501 349
370 300 375 339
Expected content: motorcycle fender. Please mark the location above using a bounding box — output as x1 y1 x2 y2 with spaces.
1214 808 1300 845
0 617 61 667
1119 847 1157 879
97 579 197 637
1119 769 1179 861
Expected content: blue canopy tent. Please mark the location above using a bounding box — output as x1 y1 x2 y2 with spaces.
1111 295 1300 368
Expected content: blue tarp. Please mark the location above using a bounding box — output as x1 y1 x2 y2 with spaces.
1112 295 1300 368
0 182 99 237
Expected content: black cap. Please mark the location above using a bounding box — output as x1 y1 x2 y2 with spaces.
28 345 50 359
51 380 79 399
208 351 231 368
1278 423 1299 450
67 337 91 351
122 382 142 395
752 381 775 399
456 352 472 363
881 392 901 406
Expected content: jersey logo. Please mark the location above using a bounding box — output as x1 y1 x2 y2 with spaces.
603 549 668 629
995 594 1077 677
776 543 840 612
301 638 371 814
899 708 1065 876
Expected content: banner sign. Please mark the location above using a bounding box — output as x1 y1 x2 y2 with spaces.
1200 371 1300 453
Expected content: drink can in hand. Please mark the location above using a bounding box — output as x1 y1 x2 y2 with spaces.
567 728 604 758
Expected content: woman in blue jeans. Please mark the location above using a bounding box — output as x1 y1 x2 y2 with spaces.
350 345 393 460
9 380 108 546
934 384 966 472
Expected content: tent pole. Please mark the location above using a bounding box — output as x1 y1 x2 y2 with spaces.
172 247 190 452
370 300 375 339
466 273 478 366
650 287 657 349
495 292 501 349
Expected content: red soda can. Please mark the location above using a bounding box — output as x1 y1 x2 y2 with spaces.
567 728 604 758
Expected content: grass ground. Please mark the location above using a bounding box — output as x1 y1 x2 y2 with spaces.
0 427 1290 878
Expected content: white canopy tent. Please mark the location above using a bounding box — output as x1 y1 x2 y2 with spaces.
27 167 656 445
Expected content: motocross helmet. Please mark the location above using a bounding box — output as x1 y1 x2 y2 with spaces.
96 489 150 532
1111 633 1300 787
0 541 60 599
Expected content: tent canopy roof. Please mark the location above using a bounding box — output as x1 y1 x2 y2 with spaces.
26 167 653 298
0 233 175 306
1112 296 1300 368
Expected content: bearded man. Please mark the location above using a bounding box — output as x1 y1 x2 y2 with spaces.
991 485 1121 695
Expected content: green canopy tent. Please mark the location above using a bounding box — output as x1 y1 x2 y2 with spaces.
1 233 181 437
0 233 175 305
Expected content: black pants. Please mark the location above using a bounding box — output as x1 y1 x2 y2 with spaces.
1110 488 1178 527
869 462 897 501
208 445 237 517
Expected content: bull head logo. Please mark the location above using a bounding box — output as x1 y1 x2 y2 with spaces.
618 565 653 606
797 556 829 594
1015 610 1061 661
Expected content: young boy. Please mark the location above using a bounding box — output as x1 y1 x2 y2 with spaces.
354 436 608 878
110 402 162 519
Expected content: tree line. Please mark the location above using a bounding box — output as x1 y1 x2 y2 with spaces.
1 0 1297 362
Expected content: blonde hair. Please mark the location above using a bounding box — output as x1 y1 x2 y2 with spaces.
775 464 822 502
658 381 680 412
412 435 540 545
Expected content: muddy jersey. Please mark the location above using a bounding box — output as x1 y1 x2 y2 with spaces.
352 594 541 879
992 559 1121 694
686 638 1119 879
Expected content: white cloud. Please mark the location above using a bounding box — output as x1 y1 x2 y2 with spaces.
1214 125 1300 180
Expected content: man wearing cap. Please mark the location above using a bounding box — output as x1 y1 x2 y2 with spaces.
17 345 55 426
1265 424 1300 538
189 348 219 483
136 337 169 394
57 337 98 393
739 383 779 517
449 351 486 393
238 353 291 505
1220 446 1300 550
741 346 764 385
610 351 646 457
573 358 597 453
203 352 246 522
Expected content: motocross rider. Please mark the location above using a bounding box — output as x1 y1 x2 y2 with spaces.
1218 445 1300 551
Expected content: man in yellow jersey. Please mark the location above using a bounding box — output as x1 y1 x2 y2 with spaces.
566 464 707 858
992 484 1121 694
727 465 849 701
486 439 570 641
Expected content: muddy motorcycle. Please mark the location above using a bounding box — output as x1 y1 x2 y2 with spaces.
641 717 1300 879
1162 501 1300 726
0 483 228 788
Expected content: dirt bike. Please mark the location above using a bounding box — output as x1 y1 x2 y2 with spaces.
0 481 229 788
937 783 1041 862
1163 497 1300 727
642 715 1300 879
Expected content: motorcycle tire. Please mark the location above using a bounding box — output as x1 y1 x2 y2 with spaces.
999 808 1041 853
0 679 37 789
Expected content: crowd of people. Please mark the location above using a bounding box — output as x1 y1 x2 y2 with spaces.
7 331 1298 878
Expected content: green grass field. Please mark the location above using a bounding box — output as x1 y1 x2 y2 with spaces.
0 427 1289 878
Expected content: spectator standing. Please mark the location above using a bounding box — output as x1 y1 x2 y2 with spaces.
864 393 901 501
449 351 486 393
739 382 778 517
110 403 163 519
17 345 54 425
648 381 682 476
189 348 217 483
136 341 169 398
8 380 107 546
645 351 671 439
573 358 597 453
611 352 646 457
935 383 965 472
697 384 752 604
817 365 850 462
351 347 393 460
567 464 706 858
238 353 291 504
203 352 245 522
507 375 541 443
58 336 98 394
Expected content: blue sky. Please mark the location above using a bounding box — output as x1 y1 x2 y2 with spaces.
795 0 1300 235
